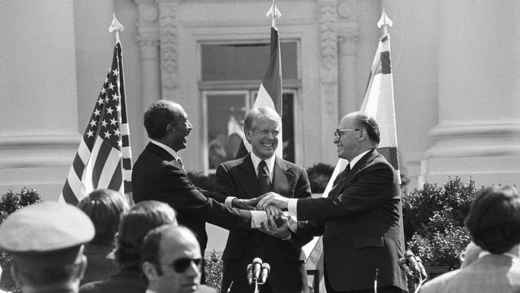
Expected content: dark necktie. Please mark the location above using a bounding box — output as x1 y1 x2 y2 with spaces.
258 160 272 194
333 164 351 186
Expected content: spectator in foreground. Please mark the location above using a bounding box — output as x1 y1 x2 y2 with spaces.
0 202 95 293
420 185 520 293
80 200 176 293
140 225 216 293
77 189 129 284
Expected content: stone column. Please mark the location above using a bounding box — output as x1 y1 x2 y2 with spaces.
136 0 161 143
0 1 80 201
420 0 520 186
337 0 360 117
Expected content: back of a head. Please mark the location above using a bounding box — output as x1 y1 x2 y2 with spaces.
143 100 181 140
0 202 94 289
465 185 520 254
353 112 380 145
77 189 129 245
115 200 177 270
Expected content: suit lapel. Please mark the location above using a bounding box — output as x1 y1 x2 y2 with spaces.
329 149 379 197
271 157 294 196
236 155 263 199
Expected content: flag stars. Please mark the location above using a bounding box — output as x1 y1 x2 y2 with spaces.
94 109 101 117
117 140 123 147
89 119 97 127
101 120 108 128
116 105 121 112
112 68 119 76
107 107 114 115
112 94 120 101
101 87 107 94
86 130 94 138
110 118 118 126
104 131 112 139
109 83 115 90
97 98 104 105
114 129 121 137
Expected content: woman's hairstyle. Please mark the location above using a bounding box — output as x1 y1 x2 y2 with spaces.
465 185 520 254
114 200 177 270
77 189 129 245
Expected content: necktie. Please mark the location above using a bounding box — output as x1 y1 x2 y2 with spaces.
177 157 185 172
258 160 272 194
333 164 351 186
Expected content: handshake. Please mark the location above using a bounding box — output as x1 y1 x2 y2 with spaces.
232 192 293 239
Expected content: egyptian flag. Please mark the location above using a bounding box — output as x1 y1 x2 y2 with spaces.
234 26 283 159
304 33 399 292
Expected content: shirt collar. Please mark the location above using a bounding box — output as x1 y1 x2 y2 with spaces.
349 149 371 169
150 140 179 161
250 152 275 178
478 251 520 263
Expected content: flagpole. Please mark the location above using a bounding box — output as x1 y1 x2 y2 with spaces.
108 13 124 43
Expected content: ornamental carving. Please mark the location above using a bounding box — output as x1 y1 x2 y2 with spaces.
318 0 338 86
157 0 180 93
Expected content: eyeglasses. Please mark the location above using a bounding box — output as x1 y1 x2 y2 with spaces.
159 257 202 273
334 128 362 139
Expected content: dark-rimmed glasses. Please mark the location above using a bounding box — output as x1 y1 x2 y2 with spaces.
334 128 362 139
159 257 202 273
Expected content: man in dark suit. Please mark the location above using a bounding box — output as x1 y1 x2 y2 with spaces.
259 111 407 293
132 100 267 260
215 107 312 293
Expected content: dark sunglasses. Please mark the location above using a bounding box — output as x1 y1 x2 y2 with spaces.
160 257 202 273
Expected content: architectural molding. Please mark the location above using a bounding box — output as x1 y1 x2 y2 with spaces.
156 0 181 99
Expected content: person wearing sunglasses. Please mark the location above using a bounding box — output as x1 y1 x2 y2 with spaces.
141 225 215 293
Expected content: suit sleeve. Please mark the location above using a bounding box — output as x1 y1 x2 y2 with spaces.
297 161 397 222
287 168 315 247
156 163 251 232
215 164 238 197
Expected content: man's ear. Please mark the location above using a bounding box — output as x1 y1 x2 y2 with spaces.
142 261 159 282
245 130 252 144
78 255 87 280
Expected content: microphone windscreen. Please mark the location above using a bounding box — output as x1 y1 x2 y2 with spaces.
259 263 270 284
246 264 253 285
253 258 262 280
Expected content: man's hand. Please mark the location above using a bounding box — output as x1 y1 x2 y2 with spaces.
232 193 269 210
259 214 290 239
257 192 289 210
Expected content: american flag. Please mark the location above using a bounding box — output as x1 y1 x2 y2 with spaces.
59 42 132 205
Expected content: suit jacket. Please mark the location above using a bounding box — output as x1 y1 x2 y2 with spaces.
296 149 407 292
420 254 520 293
132 142 251 254
215 154 313 293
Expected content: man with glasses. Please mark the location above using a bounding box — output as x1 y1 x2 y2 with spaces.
259 111 407 293
140 225 215 293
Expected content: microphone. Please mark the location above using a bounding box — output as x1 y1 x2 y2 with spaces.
246 264 254 285
258 263 270 284
252 257 262 281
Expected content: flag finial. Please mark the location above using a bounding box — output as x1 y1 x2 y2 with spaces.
266 0 282 28
377 9 393 35
109 14 124 43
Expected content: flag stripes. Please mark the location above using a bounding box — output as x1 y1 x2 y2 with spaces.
59 42 133 205
235 26 283 159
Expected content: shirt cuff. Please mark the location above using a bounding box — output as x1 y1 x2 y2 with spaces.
288 198 298 217
225 196 237 207
250 211 267 228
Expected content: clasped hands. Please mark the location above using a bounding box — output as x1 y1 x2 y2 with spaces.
232 192 292 239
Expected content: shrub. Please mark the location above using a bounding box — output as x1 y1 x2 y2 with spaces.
402 177 483 269
0 188 42 293
204 250 223 292
306 163 334 193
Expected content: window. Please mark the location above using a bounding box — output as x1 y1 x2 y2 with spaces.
200 40 300 172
